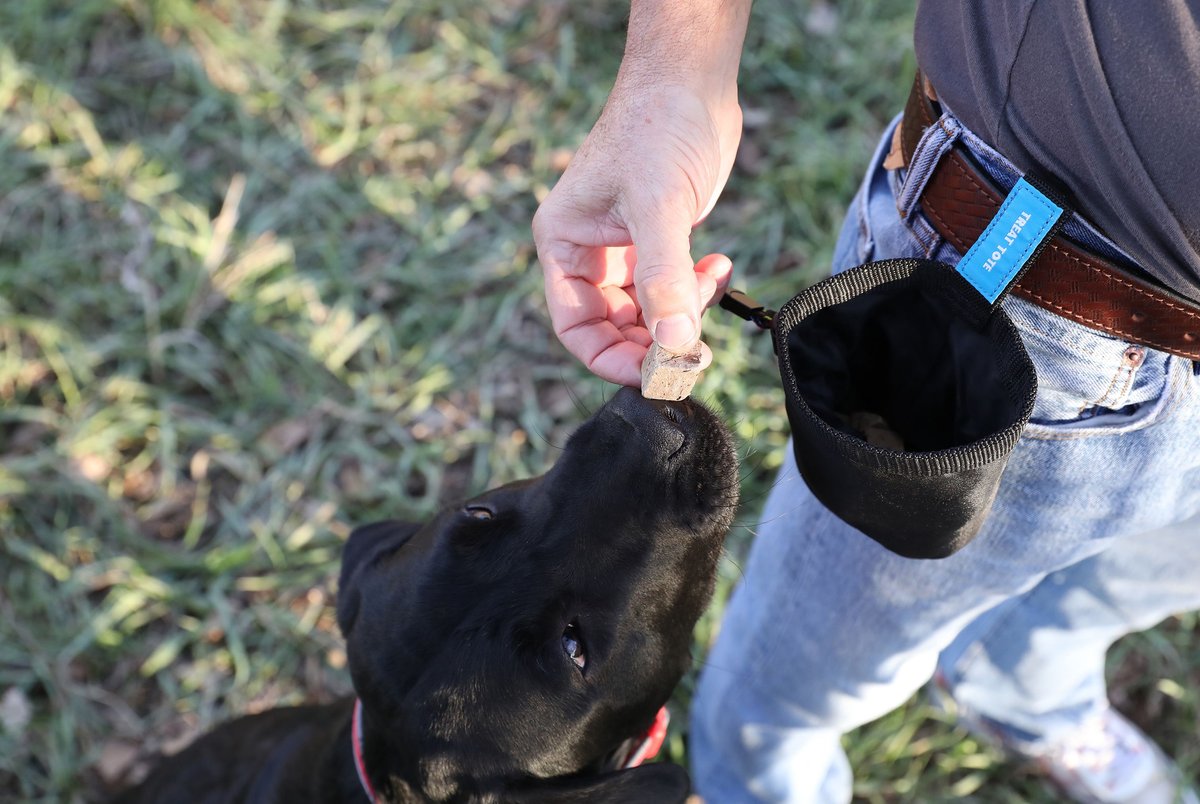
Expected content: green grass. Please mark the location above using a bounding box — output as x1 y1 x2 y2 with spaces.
0 1 1196 801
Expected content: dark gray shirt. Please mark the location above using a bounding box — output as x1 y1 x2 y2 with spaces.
914 0 1200 301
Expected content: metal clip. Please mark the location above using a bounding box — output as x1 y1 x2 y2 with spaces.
719 290 776 331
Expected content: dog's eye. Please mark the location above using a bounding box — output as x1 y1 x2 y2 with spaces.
562 622 586 671
463 504 494 521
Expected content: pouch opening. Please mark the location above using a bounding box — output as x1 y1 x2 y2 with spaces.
787 280 1024 452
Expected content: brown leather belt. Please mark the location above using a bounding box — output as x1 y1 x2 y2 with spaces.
899 74 1200 359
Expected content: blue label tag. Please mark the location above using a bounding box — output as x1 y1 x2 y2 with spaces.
956 178 1063 304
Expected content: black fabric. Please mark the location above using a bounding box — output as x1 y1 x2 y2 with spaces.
774 259 1037 559
914 0 1200 302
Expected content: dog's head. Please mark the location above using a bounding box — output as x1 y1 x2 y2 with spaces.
336 387 738 803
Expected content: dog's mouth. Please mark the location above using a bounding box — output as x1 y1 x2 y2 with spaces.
612 400 682 456
603 387 718 462
584 386 738 533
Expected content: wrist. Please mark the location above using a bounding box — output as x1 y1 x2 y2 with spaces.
619 0 751 107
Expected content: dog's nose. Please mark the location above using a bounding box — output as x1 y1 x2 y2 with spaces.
607 387 688 456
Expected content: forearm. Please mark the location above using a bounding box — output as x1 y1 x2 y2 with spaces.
618 0 752 104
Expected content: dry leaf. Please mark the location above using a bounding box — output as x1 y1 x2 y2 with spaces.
95 739 140 785
259 412 320 456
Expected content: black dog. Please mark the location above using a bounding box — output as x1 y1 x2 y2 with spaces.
116 388 739 803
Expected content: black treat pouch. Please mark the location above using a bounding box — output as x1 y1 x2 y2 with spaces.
772 258 1038 558
718 174 1068 557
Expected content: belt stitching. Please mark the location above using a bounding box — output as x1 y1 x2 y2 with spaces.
906 76 1200 359
921 145 1195 360
1017 286 1199 358
938 151 1199 323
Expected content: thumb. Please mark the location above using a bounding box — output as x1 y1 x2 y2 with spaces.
632 220 701 352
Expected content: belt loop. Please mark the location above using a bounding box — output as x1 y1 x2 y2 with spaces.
895 113 961 222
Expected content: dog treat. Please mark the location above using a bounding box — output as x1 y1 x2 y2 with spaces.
848 410 905 450
641 341 704 401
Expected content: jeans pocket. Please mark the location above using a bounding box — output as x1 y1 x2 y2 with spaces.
1006 296 1179 439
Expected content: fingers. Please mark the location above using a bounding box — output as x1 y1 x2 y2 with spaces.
695 252 733 309
535 173 732 386
589 340 649 388
541 241 732 386
696 272 718 313
629 219 701 353
541 263 646 386
578 327 712 389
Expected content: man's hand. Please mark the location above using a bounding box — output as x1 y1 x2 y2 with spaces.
533 0 751 387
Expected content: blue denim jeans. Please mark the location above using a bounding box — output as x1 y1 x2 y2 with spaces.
690 111 1200 803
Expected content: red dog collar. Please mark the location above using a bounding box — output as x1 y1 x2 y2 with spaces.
351 699 669 802
352 699 379 803
616 706 671 769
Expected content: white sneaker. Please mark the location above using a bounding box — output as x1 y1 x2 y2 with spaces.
931 673 1198 803
1025 708 1198 804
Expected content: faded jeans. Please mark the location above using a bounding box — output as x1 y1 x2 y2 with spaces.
690 110 1200 802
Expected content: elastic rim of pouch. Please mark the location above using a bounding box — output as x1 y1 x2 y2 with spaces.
773 258 1038 478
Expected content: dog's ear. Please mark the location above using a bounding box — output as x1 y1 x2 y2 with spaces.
337 520 421 636
503 763 690 804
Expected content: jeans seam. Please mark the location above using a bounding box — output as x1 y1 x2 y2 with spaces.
1109 365 1136 407
1085 363 1132 413
909 212 935 255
